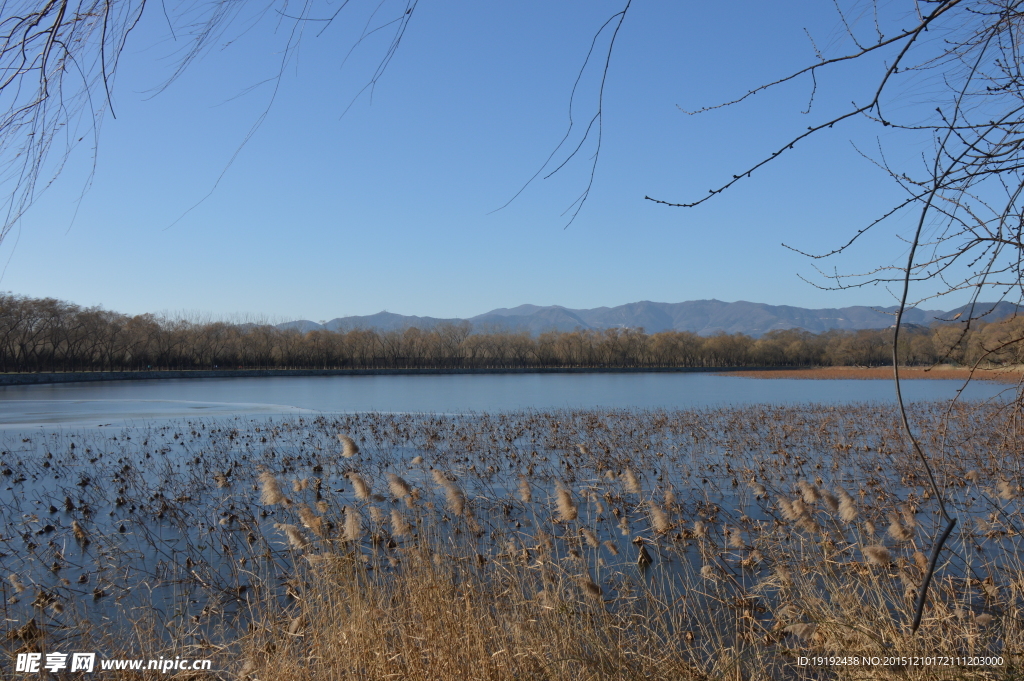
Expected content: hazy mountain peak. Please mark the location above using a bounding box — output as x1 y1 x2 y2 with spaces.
277 300 1017 337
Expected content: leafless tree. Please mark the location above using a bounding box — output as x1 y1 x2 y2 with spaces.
647 0 1024 633
0 0 419 243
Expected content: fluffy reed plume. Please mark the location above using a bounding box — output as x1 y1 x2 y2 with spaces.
796 514 820 534
797 480 820 504
555 485 578 522
623 468 642 494
913 551 929 573
618 514 630 536
432 469 467 516
648 501 671 534
997 479 1017 500
603 540 619 555
259 471 286 506
864 520 876 535
693 520 708 538
664 487 676 505
700 564 717 581
292 477 308 493
343 506 363 542
71 520 88 543
296 505 325 537
887 513 914 542
390 509 412 538
774 566 793 586
346 472 372 500
604 469 617 481
535 589 558 608
386 473 412 501
578 576 602 599
777 497 799 522
976 613 994 627
337 434 359 458
785 623 818 643
7 573 25 593
791 498 809 517
836 488 858 523
966 469 980 483
748 481 767 499
214 472 230 488
410 455 423 465
581 528 600 548
517 474 532 504
862 545 892 565
576 443 589 455
273 523 309 550
316 500 329 514
369 506 386 525
726 527 744 549
820 490 839 512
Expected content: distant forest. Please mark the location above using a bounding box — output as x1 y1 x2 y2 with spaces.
0 293 1017 372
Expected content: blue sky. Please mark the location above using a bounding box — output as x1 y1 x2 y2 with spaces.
0 1 958 321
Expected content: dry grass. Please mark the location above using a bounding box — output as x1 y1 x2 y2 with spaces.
1 404 1023 679
726 365 1024 382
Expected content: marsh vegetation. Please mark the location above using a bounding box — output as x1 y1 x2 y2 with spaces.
0 402 1020 679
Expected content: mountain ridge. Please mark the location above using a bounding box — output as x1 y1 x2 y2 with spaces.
277 300 1020 338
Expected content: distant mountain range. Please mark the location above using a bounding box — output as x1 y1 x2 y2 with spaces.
277 300 1021 338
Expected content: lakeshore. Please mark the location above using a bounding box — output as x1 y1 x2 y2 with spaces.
0 364 1020 386
726 365 1024 382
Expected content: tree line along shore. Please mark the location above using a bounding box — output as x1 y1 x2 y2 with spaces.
0 293 1020 373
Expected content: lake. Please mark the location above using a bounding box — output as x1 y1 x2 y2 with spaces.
0 372 1011 427
0 376 1013 674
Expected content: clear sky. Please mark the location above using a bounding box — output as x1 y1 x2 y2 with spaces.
0 1 964 321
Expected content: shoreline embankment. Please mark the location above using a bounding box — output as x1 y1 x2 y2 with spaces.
0 365 1018 386
0 366 750 386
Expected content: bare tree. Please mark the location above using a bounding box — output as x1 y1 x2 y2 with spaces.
0 0 420 243
646 0 1024 633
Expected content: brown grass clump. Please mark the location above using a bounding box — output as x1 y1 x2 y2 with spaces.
623 468 642 494
342 506 363 542
7 573 25 593
725 365 1024 381
555 485 578 522
887 514 915 542
862 545 892 565
297 505 325 537
337 433 359 457
648 501 671 534
748 480 767 499
432 469 467 517
386 473 413 502
578 576 603 600
517 474 532 504
797 480 819 504
259 470 287 506
346 472 372 500
274 523 309 550
390 508 413 538
997 479 1017 500
836 488 858 523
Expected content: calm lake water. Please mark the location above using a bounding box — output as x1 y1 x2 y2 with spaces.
0 372 1011 427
